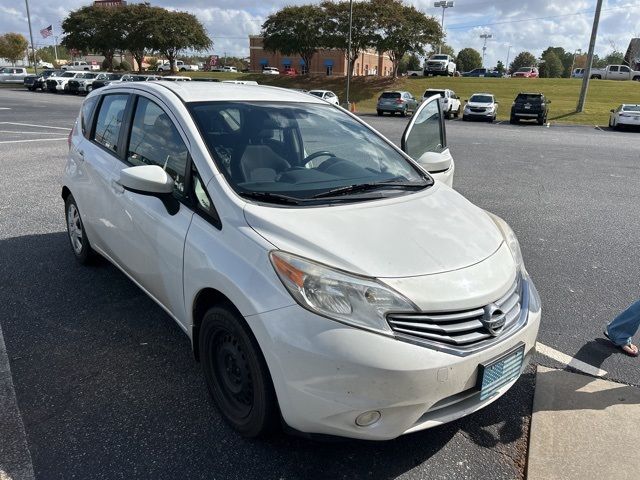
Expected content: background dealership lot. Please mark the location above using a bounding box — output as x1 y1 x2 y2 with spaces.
1 88 640 479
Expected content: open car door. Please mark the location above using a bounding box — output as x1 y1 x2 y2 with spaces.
401 94 455 187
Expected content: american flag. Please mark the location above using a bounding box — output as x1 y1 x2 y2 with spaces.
40 25 53 39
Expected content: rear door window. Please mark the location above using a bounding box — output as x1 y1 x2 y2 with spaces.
81 96 99 138
92 94 129 153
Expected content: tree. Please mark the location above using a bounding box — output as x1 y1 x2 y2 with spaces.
406 53 421 71
456 47 482 72
36 45 70 65
62 6 127 71
509 51 537 74
261 5 327 75
539 50 563 77
322 1 378 76
122 5 162 72
424 43 455 59
540 46 573 77
150 11 212 73
604 50 625 65
495 60 505 75
374 0 442 78
0 33 29 65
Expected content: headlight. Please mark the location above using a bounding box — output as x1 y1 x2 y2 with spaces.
270 251 417 334
486 213 526 275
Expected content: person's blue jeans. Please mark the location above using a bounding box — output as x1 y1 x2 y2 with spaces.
607 299 640 346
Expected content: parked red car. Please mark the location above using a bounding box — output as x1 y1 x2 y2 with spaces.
513 67 539 78
283 68 298 77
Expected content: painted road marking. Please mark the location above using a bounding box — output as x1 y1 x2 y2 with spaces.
0 138 68 144
536 342 607 377
0 107 10 110
0 130 70 135
0 322 35 480
0 122 70 131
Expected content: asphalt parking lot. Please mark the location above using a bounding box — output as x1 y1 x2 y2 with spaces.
1 87 640 480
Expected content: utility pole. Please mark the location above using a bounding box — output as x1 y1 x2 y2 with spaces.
577 0 603 112
345 0 353 107
24 0 37 74
505 44 512 75
480 33 492 66
433 1 454 54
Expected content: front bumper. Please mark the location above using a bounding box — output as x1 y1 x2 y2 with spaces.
247 278 541 440
464 109 495 119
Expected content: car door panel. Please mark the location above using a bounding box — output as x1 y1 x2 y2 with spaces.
106 93 194 322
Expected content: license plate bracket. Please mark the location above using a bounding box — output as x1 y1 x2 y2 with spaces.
477 343 525 401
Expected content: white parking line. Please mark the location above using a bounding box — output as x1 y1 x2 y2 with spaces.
536 342 607 377
0 107 10 110
0 122 70 131
0 138 68 144
0 130 69 135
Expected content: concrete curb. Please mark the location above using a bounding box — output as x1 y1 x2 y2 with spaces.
527 365 640 479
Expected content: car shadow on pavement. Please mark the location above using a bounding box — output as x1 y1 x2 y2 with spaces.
0 232 533 479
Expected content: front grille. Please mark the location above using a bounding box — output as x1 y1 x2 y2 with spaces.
470 107 486 112
387 277 527 354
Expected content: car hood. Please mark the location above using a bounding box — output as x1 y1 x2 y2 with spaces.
243 184 504 278
467 102 493 108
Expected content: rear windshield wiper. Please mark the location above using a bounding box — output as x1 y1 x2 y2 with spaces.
239 191 303 205
313 180 430 199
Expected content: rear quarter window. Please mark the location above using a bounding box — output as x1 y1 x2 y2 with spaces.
80 96 99 137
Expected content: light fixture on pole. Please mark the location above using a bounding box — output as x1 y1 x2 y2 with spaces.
569 48 582 77
345 0 353 107
433 1 454 54
480 33 492 66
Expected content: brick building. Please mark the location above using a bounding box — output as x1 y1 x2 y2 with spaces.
249 36 394 76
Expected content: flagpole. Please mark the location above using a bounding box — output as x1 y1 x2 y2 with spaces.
24 0 37 74
53 29 59 64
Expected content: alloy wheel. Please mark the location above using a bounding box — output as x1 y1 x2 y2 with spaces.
67 204 84 255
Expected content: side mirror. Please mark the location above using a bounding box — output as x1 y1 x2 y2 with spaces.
119 165 179 215
414 150 453 173
610 109 614 113
464 99 468 102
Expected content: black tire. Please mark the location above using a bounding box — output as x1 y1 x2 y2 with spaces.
445 108 451 120
65 194 95 265
200 305 278 437
462 115 468 121
377 110 383 116
510 117 519 124
400 107 407 117
454 106 460 118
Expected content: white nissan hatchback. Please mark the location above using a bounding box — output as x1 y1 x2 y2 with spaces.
63 82 540 440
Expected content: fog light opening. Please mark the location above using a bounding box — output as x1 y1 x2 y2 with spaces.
355 410 381 427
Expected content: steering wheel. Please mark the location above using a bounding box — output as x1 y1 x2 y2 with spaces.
303 151 336 167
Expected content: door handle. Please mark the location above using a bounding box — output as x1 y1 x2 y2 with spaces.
77 149 84 161
111 179 125 194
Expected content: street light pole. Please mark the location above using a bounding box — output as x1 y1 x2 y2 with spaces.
577 0 603 112
505 44 512 75
24 0 37 74
433 1 454 54
480 33 492 66
345 0 353 107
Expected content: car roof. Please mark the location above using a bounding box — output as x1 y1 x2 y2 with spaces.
470 92 494 97
517 92 543 95
104 81 328 104
309 89 332 93
621 104 640 107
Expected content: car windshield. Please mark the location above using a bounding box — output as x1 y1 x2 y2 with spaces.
380 92 401 99
424 90 445 98
517 67 532 72
1 68 10 74
432 55 449 60
189 102 428 204
308 91 324 98
622 105 640 112
107 74 121 80
62 72 75 77
80 73 97 79
470 95 493 103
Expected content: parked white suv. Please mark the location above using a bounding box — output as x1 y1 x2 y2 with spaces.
62 61 100 71
422 88 461 119
62 83 539 440
424 54 456 76
262 67 279 75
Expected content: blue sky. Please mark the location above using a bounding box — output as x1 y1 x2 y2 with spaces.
1 0 638 67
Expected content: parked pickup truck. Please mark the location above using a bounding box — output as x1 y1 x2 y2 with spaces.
157 60 199 72
424 54 456 76
590 65 640 81
462 68 502 77
62 61 100 71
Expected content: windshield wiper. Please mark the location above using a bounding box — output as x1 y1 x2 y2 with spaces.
239 191 303 205
313 180 429 199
